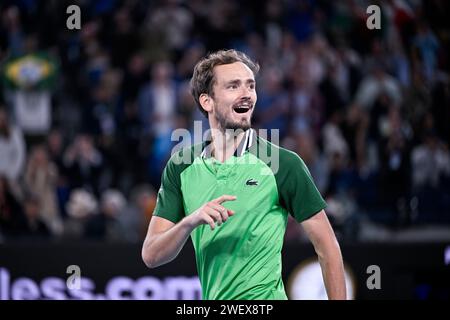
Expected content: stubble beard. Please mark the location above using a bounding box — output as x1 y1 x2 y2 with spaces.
214 105 251 133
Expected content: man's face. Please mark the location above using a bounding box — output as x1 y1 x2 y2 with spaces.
208 62 257 131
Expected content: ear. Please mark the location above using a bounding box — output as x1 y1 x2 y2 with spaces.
199 93 213 114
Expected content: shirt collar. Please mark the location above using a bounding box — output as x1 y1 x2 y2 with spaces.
201 128 256 159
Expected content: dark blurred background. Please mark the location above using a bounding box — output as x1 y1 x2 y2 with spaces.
0 0 449 300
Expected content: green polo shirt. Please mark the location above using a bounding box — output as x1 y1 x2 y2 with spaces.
153 129 327 300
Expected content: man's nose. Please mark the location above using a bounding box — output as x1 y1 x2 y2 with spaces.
239 86 253 99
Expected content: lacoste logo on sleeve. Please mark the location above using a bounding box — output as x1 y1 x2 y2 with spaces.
246 179 258 186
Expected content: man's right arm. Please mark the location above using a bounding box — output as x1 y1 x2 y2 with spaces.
141 195 236 268
141 216 193 268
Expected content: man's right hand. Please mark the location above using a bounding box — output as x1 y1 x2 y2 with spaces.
185 195 237 230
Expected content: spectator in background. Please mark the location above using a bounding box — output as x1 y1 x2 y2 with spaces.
341 104 369 171
46 128 67 179
387 29 411 88
46 128 71 219
0 175 25 239
63 134 103 196
322 110 350 168
354 61 402 112
430 77 450 147
80 21 108 89
411 131 450 222
121 53 149 101
0 107 25 184
24 144 62 236
290 58 324 138
403 67 432 139
295 129 329 194
63 188 98 239
88 70 123 190
146 0 194 57
412 21 439 83
254 67 289 140
176 81 200 134
2 34 58 146
177 80 209 147
137 61 178 183
120 184 157 242
1 6 25 57
176 44 206 81
286 0 315 43
378 107 412 225
109 8 139 69
20 194 51 239
84 189 127 241
115 100 146 191
411 132 450 190
412 132 450 190
199 0 244 52
89 71 121 142
319 46 356 119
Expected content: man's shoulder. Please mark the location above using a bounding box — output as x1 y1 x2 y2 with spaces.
166 141 206 170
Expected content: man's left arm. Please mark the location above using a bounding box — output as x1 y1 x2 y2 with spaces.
301 210 346 300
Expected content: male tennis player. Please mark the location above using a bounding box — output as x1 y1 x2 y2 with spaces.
142 49 346 300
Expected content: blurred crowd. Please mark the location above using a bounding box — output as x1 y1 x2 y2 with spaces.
0 0 449 243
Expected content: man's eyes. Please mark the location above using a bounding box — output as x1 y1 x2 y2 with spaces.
227 84 255 90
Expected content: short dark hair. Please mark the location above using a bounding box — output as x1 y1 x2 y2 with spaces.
190 49 260 118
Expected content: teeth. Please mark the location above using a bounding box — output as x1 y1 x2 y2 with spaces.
234 105 251 113
233 101 252 113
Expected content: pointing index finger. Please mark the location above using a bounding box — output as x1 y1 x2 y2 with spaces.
212 195 237 204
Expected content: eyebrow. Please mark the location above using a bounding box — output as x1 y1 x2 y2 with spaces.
224 79 256 85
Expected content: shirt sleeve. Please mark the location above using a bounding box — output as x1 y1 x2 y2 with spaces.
153 157 185 223
276 149 327 222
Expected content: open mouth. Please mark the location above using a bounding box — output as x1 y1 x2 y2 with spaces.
233 102 253 114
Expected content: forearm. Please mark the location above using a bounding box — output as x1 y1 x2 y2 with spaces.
317 243 346 300
302 211 347 300
142 217 194 268
142 195 236 268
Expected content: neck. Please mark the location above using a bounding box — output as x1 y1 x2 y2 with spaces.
210 127 246 163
